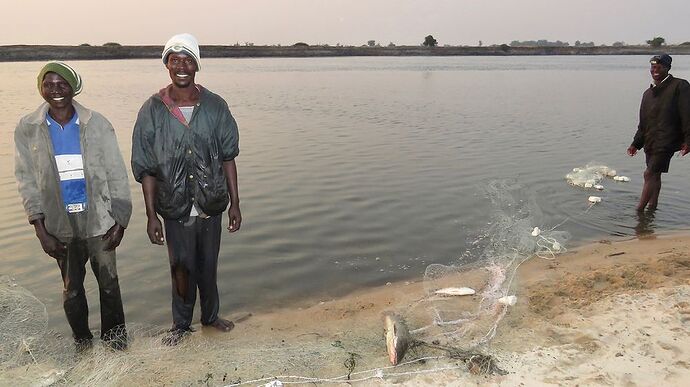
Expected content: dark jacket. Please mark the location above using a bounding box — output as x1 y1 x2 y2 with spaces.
632 75 690 153
15 101 132 240
131 85 239 220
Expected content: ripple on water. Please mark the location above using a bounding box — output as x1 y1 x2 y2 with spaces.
1 57 689 326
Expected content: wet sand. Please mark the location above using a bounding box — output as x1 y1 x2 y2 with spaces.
218 233 690 386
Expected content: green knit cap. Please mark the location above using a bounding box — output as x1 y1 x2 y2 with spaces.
37 61 82 96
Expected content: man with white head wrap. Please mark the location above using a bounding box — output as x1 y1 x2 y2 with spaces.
132 33 241 344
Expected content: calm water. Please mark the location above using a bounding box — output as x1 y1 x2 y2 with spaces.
1 56 689 332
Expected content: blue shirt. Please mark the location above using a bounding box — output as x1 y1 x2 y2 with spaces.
46 111 88 213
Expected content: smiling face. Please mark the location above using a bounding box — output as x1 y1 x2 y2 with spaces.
40 72 74 109
166 52 197 88
650 63 669 84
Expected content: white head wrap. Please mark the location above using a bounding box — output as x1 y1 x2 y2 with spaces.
162 33 201 71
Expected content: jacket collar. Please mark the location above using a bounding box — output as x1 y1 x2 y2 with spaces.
156 84 205 126
27 100 93 126
650 74 674 93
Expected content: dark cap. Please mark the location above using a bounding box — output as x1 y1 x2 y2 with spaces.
650 54 672 68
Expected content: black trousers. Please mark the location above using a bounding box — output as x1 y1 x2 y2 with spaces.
56 236 126 343
164 215 222 330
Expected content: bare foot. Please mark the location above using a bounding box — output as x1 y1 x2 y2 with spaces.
208 318 235 332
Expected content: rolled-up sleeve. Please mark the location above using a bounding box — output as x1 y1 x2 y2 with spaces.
14 120 44 223
131 99 158 182
218 102 239 161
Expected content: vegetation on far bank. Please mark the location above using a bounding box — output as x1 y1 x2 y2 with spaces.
2 35 689 62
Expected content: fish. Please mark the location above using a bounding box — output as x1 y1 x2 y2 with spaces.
383 313 410 365
434 287 476 296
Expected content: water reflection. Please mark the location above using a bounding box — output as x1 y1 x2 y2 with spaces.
634 210 656 238
1 57 689 331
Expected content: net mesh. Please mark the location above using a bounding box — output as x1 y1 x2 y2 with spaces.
1 180 571 385
0 275 48 365
417 180 569 350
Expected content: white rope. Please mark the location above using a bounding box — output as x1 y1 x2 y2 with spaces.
223 356 454 386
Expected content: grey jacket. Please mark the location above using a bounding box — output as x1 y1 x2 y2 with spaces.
131 85 239 220
15 101 132 241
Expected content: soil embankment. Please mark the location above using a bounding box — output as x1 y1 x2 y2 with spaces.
2 45 690 62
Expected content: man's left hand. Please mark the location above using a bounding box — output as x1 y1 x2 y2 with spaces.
681 143 689 156
102 223 125 251
227 206 242 233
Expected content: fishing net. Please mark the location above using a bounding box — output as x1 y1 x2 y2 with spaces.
0 276 48 365
417 180 569 349
565 163 617 188
1 180 570 385
0 276 73 386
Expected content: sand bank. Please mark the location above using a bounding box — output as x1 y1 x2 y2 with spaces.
219 234 690 386
3 234 688 386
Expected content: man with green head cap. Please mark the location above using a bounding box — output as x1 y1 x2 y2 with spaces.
15 61 132 351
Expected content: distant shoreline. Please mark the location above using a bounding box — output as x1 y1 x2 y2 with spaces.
2 44 690 62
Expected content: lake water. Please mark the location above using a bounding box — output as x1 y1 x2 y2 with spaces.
1 56 689 332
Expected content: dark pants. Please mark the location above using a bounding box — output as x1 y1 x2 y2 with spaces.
645 151 673 173
164 215 222 330
56 236 126 344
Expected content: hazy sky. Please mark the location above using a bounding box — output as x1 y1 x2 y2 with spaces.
4 0 688 46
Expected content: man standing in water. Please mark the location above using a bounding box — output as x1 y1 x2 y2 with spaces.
131 33 241 344
15 62 131 351
628 54 690 211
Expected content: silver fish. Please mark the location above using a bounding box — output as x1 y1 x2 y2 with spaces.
383 313 410 365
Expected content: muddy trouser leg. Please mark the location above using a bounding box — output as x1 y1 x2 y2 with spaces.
88 237 127 347
164 217 199 331
56 238 93 342
196 215 222 325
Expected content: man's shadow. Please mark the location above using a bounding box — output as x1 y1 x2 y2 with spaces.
635 209 656 238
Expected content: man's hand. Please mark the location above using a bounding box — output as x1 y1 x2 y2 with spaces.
36 229 67 259
681 143 689 156
627 146 638 156
102 223 125 251
147 216 165 245
227 206 242 233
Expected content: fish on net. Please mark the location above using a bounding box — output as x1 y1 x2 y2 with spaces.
395 180 571 373
1 180 573 385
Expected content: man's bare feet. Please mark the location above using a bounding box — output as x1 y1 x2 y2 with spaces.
208 318 235 332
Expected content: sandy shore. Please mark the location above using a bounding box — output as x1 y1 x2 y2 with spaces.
216 233 690 386
3 233 689 386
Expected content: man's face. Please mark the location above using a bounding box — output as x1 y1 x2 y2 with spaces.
650 63 669 83
166 52 197 88
40 72 74 109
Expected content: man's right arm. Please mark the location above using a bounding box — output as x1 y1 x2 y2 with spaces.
15 121 66 258
32 218 67 259
629 95 646 156
14 121 44 222
132 100 164 245
678 80 690 156
141 175 164 245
